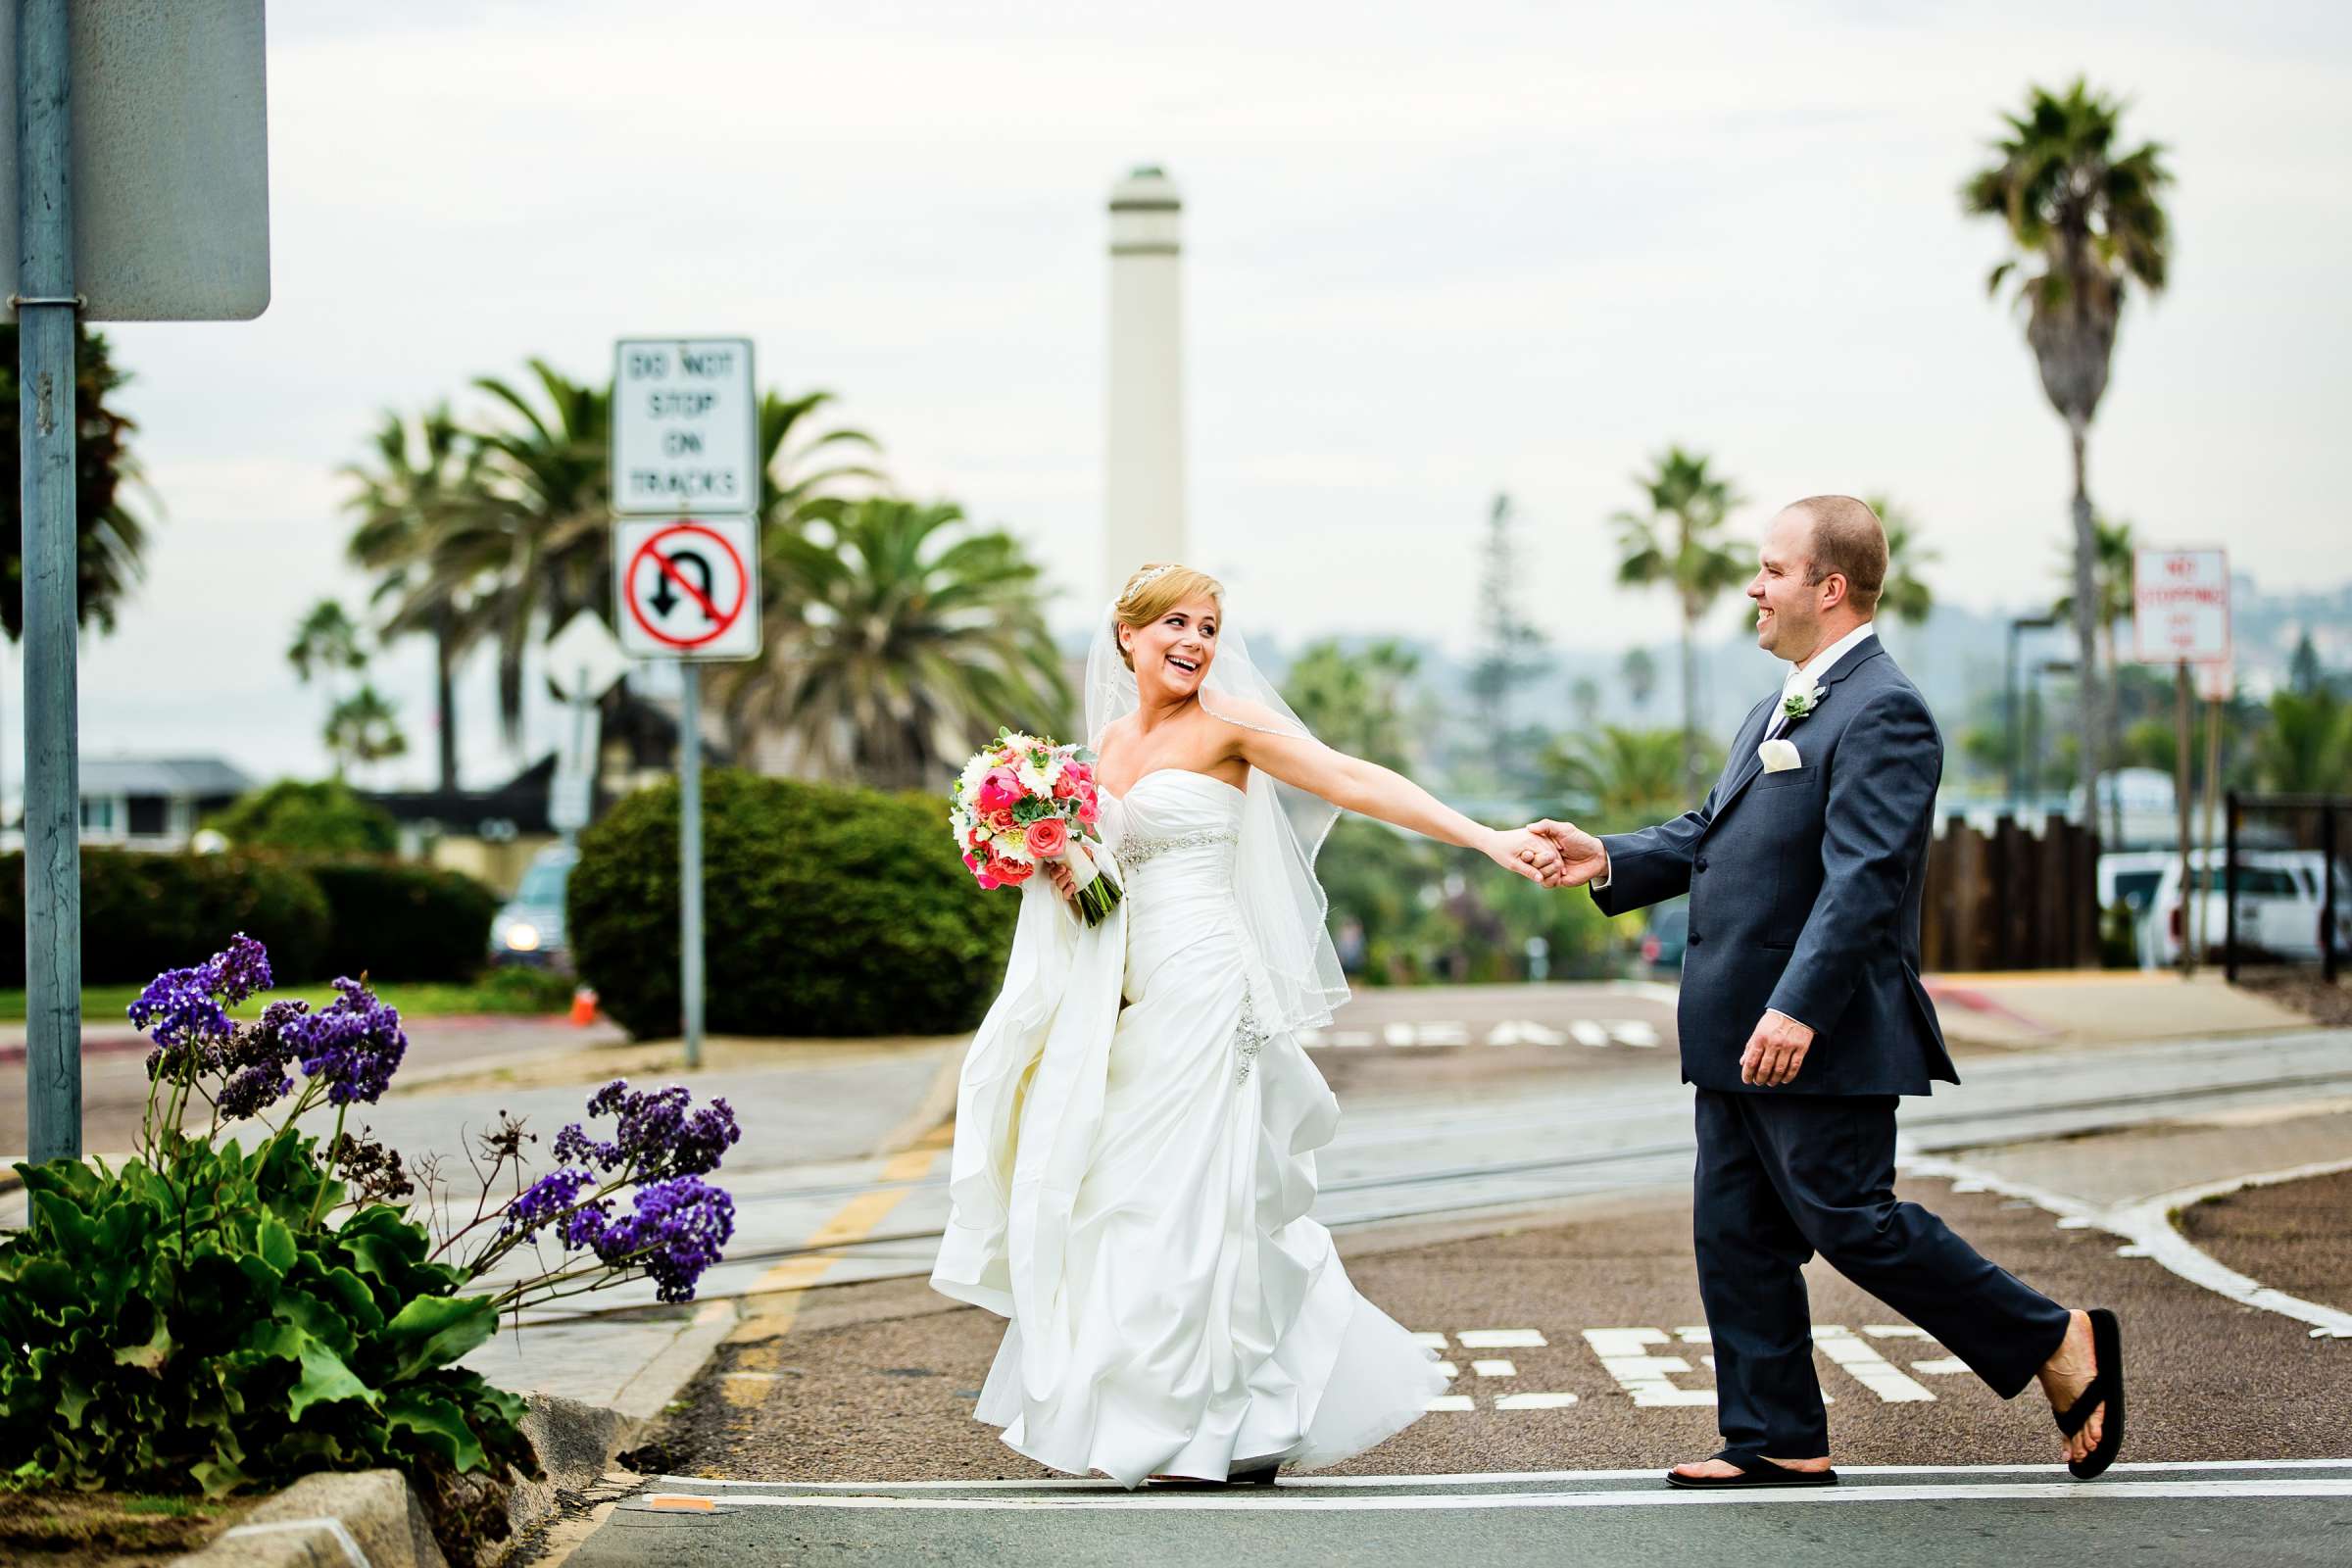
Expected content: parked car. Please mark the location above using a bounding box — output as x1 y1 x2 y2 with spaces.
1640 900 1688 973
491 844 576 967
2143 850 2352 967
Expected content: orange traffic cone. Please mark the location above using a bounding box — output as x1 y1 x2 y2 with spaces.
569 986 599 1026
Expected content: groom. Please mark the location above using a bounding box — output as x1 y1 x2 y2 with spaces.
1534 496 2122 1488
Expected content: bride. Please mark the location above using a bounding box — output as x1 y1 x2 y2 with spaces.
931 563 1564 1488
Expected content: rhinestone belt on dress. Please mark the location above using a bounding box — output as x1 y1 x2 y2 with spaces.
1117 827 1239 871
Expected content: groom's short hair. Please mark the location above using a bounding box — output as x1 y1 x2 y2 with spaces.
1790 495 1887 615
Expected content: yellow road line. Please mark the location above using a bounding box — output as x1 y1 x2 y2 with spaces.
719 1131 949 1402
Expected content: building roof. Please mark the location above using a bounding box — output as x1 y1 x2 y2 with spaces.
80 757 253 799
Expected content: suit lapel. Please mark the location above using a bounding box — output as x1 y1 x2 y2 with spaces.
1706 643 1886 826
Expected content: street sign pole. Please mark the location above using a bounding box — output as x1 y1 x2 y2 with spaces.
2175 662 2194 976
611 337 760 1073
19 0 79 1163
678 662 705 1070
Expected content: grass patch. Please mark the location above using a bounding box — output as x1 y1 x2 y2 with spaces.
0 966 578 1025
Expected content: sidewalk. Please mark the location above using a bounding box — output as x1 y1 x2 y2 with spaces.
1923 969 2311 1049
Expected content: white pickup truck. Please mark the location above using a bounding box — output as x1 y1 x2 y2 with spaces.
2142 850 2351 966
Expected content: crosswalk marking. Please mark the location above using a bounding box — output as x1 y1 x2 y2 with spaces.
1582 1328 1717 1407
1813 1325 1936 1402
1494 1393 1581 1410
1471 1359 1517 1378
1458 1329 1547 1348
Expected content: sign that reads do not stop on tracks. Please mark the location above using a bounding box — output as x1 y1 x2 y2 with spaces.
615 516 762 661
612 338 757 514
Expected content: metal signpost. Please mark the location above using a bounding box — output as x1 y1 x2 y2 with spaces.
2133 548 2230 975
611 337 760 1069
13 2 270 1164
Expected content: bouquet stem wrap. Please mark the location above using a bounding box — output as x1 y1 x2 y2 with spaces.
1061 838 1123 927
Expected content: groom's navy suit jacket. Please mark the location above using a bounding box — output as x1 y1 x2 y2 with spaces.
1592 638 1955 1097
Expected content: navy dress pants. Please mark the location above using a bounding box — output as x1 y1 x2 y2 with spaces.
1692 1088 2073 1460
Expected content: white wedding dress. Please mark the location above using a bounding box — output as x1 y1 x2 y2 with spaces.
931 769 1445 1486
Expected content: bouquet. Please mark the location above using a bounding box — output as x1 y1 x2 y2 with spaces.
951 729 1123 926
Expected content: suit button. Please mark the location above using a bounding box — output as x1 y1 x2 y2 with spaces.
1695 858 1709 872
1689 932 1703 945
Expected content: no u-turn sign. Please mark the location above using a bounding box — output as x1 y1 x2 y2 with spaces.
615 515 763 661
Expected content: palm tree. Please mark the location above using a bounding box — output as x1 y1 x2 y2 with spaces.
343 405 482 791
1861 494 1939 626
324 685 409 781
1964 78 2173 843
290 600 368 773
2052 513 2137 845
2254 690 2350 795
1544 725 1712 834
0 322 156 639
720 497 1071 791
1611 446 1748 791
464 361 613 744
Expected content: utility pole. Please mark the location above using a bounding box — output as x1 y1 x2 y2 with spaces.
19 0 79 1163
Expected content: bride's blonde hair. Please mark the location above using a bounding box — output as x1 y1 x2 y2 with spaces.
1113 563 1223 671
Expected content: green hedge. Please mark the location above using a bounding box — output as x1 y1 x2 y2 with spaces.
307 861 500 983
568 770 1016 1039
0 852 497 988
0 850 331 989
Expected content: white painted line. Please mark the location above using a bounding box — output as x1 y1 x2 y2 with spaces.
1435 1361 1458 1378
1457 1329 1547 1348
1488 1020 1566 1047
633 1480 2352 1512
1862 1325 1934 1340
1494 1393 1580 1410
652 1459 2352 1493
1470 1359 1517 1378
1424 1395 1475 1411
1419 1022 1471 1047
1329 1030 1375 1048
1608 1020 1661 1049
1570 1020 1611 1049
222 1519 372 1568
1410 1331 1449 1349
1914 1357 1971 1376
1814 1325 1936 1403
1908 1152 2352 1341
1383 1023 1417 1047
1583 1328 1715 1406
1673 1326 1711 1344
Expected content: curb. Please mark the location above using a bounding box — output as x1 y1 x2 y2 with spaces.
166 1390 662 1568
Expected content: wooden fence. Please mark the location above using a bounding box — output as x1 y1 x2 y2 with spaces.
1921 815 2100 972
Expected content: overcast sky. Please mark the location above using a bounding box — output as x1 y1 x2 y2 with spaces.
38 0 2351 792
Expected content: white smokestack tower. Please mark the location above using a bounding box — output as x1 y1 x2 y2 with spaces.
1104 165 1187 599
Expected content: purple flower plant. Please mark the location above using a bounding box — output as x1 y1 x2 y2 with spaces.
286 977 408 1106
552 1080 740 1183
500 1165 598 1240
564 1176 736 1303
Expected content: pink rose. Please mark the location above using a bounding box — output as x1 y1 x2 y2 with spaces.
975 767 1023 815
986 855 1033 885
976 871 1001 891
1075 795 1099 826
1024 816 1069 860
988 808 1015 832
1053 772 1078 801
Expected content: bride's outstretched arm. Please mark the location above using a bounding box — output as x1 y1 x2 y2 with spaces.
1216 708 1556 883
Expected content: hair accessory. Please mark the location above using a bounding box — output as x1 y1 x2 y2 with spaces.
1128 564 1176 590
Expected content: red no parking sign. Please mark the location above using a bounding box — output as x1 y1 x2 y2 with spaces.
614 516 762 661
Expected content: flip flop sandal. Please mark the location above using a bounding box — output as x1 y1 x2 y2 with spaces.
1664 1454 1839 1490
2056 1307 2126 1481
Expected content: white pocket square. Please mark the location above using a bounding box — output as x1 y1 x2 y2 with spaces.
1757 738 1802 773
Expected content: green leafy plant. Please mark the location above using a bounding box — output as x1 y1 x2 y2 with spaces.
1 936 741 1554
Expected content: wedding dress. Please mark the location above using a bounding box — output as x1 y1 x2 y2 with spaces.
930 764 1445 1486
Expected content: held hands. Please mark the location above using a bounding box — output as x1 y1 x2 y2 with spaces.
1740 1008 1815 1087
1044 858 1081 910
1484 827 1565 884
1526 820 1609 889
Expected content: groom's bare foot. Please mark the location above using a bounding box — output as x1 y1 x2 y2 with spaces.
2036 1309 2105 1464
1669 1455 1833 1481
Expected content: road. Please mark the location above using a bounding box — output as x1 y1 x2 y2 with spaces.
519 998 2352 1566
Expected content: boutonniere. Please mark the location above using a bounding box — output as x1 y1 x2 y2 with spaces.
1780 679 1826 725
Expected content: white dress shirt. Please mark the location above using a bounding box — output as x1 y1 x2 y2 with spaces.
1766 621 1877 739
